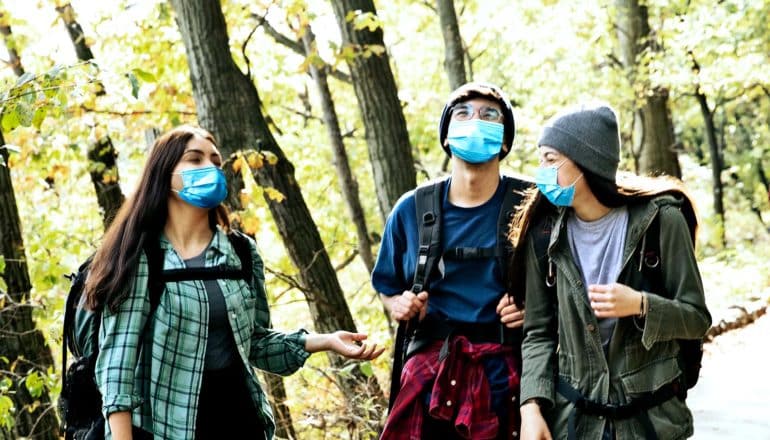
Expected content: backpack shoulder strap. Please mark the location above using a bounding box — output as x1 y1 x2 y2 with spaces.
412 178 445 293
389 179 444 412
227 230 254 286
144 239 166 312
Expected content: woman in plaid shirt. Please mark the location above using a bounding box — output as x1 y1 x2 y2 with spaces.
83 126 384 439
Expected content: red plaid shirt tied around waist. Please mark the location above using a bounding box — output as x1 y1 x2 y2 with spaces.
382 336 520 440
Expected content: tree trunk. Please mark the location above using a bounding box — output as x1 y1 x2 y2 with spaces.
0 21 60 439
301 26 394 338
329 0 416 221
57 2 123 227
635 90 681 177
55 3 96 69
695 89 726 246
169 0 385 432
87 137 124 228
435 0 467 91
615 0 681 177
262 373 296 440
0 13 24 77
0 134 60 440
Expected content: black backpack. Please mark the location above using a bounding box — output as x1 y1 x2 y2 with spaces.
388 175 531 410
532 198 703 392
59 231 253 440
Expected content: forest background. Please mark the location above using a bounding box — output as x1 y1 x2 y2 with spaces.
0 0 768 439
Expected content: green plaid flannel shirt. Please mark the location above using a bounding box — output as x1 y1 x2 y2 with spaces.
95 228 310 439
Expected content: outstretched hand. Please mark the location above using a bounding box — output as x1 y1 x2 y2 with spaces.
325 331 386 361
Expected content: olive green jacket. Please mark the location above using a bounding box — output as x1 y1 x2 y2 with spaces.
520 196 711 439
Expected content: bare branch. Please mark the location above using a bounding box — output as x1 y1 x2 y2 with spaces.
80 104 196 116
251 13 351 84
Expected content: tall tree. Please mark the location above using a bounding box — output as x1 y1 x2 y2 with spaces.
435 0 467 91
0 10 23 77
55 2 123 228
614 0 681 177
329 0 416 221
690 52 726 247
0 21 59 440
301 24 395 337
168 0 384 433
0 145 61 440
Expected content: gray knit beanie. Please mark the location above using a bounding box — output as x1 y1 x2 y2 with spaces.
537 103 620 181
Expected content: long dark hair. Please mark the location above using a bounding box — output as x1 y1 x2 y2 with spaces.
84 126 230 312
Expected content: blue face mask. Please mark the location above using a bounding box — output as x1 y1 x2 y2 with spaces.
174 166 228 209
446 119 504 164
535 161 583 207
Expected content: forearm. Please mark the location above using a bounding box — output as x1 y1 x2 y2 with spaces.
379 293 397 314
303 333 329 353
108 411 132 440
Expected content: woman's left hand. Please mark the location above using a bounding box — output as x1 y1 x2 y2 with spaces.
588 283 643 318
322 331 386 360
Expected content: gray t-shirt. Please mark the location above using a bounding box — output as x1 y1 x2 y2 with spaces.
567 206 629 352
185 252 237 371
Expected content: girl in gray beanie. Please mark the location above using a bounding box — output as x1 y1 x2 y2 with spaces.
509 103 711 440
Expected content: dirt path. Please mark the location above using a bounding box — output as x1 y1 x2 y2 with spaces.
689 312 770 439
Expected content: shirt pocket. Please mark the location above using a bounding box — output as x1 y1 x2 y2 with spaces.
619 355 680 396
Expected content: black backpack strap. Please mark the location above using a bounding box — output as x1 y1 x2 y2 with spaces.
389 179 445 412
411 180 444 293
227 230 254 286
638 208 702 391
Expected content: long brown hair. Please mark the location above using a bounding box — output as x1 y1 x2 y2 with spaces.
506 172 699 305
84 126 230 312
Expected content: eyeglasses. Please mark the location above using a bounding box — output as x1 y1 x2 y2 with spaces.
451 102 503 122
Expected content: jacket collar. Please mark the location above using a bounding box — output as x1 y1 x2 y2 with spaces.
547 195 679 258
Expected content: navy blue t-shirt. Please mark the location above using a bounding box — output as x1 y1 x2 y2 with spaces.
372 177 506 323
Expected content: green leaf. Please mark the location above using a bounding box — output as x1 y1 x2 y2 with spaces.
0 395 14 430
358 361 374 378
16 100 33 127
127 72 140 98
132 68 156 83
32 107 47 130
24 371 44 399
1 108 20 132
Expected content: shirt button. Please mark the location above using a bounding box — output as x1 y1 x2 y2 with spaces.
446 400 452 407
450 380 457 387
511 396 517 403
513 432 518 437
587 324 596 332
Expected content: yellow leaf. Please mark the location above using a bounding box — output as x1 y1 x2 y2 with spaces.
264 151 278 165
239 190 251 206
247 152 263 169
264 187 285 202
241 215 260 236
232 156 244 173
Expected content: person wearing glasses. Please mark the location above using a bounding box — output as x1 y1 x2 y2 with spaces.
374 82 528 439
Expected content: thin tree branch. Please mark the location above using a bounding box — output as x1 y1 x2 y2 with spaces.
80 104 196 116
251 13 351 84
